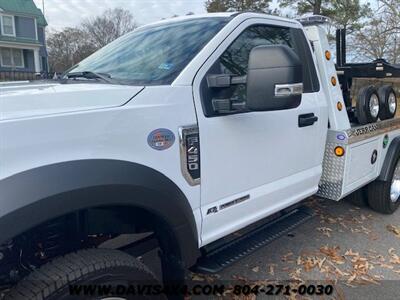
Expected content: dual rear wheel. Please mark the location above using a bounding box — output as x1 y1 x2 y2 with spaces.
347 156 400 214
356 85 397 125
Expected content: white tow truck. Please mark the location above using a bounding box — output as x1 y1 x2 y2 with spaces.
1 12 400 299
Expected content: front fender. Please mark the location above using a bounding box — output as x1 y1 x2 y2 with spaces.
0 159 200 267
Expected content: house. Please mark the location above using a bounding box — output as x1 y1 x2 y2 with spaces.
0 0 48 74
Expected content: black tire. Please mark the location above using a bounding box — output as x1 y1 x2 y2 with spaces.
378 85 397 120
356 85 380 125
368 157 400 214
345 187 368 207
5 249 164 300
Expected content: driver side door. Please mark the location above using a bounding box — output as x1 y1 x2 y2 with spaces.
193 19 326 246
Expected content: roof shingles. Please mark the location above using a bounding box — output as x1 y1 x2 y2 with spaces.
0 0 47 26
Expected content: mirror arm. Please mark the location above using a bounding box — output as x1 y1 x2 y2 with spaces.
207 74 247 88
212 98 246 113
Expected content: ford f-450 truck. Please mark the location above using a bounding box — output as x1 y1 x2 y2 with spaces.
2 12 400 299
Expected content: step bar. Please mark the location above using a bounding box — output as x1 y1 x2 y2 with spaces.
195 206 314 273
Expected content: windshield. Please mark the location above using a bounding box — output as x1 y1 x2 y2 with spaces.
67 17 229 85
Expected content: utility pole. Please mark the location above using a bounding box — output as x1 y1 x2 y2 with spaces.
42 0 45 15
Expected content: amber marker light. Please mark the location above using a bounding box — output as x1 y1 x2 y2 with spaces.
325 50 331 60
334 146 345 157
331 76 337 86
337 101 343 111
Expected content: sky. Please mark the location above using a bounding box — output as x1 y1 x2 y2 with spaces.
33 0 281 31
33 0 209 30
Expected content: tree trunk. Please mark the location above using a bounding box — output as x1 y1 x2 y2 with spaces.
313 0 322 15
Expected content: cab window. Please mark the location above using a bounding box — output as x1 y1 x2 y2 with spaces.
200 24 319 117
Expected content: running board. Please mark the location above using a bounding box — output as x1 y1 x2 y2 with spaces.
195 206 314 273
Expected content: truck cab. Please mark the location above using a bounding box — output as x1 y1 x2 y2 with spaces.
1 12 400 299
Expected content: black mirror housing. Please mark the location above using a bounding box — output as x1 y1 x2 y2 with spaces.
246 45 303 111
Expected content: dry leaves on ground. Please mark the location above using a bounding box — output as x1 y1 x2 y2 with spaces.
320 245 345 264
387 224 400 238
317 227 333 237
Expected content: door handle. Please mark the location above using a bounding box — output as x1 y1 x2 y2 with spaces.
298 113 318 127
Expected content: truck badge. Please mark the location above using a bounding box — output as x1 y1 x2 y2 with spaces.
147 128 175 151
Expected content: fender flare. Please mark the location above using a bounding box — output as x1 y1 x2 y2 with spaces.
378 136 400 182
0 160 200 267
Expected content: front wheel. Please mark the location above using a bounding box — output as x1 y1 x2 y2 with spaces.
368 157 400 214
5 249 164 300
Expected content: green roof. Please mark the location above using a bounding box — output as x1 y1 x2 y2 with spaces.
0 0 47 26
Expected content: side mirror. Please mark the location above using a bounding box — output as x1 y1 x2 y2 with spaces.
246 45 303 111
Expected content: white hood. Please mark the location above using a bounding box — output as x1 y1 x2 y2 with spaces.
0 81 144 121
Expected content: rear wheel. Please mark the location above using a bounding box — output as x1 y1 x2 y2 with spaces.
368 157 400 214
345 187 368 207
5 249 164 300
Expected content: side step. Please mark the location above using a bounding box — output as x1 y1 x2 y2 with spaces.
195 206 314 273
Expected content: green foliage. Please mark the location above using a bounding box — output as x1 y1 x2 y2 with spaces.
325 0 372 30
279 0 371 29
205 0 272 13
279 0 326 15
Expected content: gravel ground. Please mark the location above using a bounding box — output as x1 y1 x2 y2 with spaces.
185 197 400 299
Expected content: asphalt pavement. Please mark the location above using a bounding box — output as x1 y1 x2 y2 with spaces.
186 197 400 299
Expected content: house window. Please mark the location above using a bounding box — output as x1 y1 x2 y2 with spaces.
0 48 24 68
1 15 15 36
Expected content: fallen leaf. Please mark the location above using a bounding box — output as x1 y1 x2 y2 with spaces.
281 252 294 262
252 266 259 273
326 259 349 276
318 257 326 269
360 275 380 285
269 264 275 276
191 274 205 281
347 273 357 284
317 227 333 237
345 249 360 257
320 245 345 264
388 248 400 264
387 224 400 238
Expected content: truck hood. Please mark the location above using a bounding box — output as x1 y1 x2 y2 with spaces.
0 81 144 121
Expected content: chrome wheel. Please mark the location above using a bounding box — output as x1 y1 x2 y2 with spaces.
390 160 400 202
388 92 397 114
369 93 380 118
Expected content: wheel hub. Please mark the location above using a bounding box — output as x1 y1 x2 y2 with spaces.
390 160 400 202
369 94 380 118
388 92 397 114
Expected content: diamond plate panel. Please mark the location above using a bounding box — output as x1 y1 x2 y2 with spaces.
317 141 346 200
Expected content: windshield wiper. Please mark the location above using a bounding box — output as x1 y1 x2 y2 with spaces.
65 71 115 84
